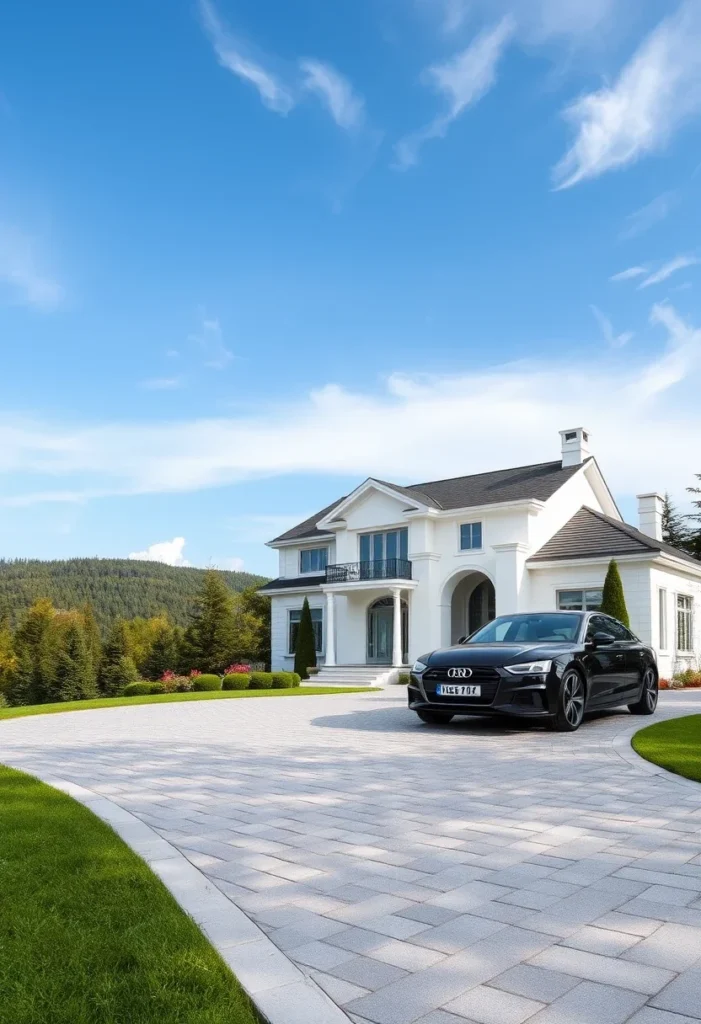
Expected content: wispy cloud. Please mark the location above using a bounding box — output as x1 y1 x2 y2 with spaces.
437 0 471 34
198 0 295 115
139 377 183 391
610 266 648 282
189 316 233 369
299 60 364 130
2 301 701 504
0 226 64 310
395 16 515 170
129 537 191 567
639 255 699 289
553 2 701 189
590 305 633 348
620 191 677 240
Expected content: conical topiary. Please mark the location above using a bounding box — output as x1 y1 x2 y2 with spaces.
294 598 317 680
600 559 630 627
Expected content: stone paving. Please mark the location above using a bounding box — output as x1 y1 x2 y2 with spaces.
2 689 701 1024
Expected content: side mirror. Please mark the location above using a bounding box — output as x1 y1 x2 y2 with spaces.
458 635 468 645
589 630 616 646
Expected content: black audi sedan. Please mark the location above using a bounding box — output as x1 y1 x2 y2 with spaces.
408 611 658 732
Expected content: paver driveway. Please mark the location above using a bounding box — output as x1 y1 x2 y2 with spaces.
2 689 701 1024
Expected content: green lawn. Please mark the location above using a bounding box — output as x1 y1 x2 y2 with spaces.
0 765 260 1024
0 686 371 722
632 714 701 784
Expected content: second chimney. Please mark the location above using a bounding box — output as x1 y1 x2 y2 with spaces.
637 493 664 541
560 427 591 468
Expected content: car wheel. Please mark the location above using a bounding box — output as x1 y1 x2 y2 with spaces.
416 710 454 725
628 667 658 715
549 670 586 732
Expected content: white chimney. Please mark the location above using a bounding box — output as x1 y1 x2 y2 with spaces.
637 492 664 541
560 427 591 468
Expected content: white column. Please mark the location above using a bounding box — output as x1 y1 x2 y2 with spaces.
325 591 336 667
391 587 403 667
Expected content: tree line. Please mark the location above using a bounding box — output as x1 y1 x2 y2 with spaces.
662 481 701 557
0 571 270 707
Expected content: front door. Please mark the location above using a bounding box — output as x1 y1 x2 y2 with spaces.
368 603 393 664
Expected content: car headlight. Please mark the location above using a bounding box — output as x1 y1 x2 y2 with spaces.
412 660 428 673
505 660 552 676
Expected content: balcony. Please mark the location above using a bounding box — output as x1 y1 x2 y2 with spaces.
325 559 412 584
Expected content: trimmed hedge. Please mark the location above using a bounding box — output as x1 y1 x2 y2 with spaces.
192 675 222 692
272 672 295 689
249 672 274 690
223 673 250 691
123 681 164 697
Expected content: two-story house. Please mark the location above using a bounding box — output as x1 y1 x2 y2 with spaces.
260 428 701 685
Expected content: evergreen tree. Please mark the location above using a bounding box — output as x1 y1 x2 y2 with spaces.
181 570 236 674
99 619 138 695
81 602 102 691
44 616 96 702
0 617 17 698
685 476 701 558
294 597 317 680
143 620 178 680
661 493 690 550
9 599 55 704
600 559 630 627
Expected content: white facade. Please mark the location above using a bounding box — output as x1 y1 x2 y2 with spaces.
263 430 701 681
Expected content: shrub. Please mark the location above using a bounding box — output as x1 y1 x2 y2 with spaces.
224 663 251 675
191 674 222 692
659 678 671 690
600 559 630 627
397 672 411 685
249 671 274 690
271 672 295 689
223 673 250 690
123 681 163 697
673 669 701 688
161 674 192 693
290 672 301 687
294 598 317 680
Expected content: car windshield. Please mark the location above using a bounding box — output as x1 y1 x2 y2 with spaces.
467 613 581 644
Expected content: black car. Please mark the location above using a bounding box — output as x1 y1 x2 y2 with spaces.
408 611 658 732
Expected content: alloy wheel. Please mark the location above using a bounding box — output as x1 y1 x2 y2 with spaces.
563 672 585 728
643 668 658 712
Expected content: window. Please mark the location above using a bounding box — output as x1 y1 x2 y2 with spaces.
658 589 668 649
299 548 328 574
359 529 408 564
460 522 483 551
677 595 693 652
288 608 323 654
557 589 603 612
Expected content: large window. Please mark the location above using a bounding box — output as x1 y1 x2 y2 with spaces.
460 522 483 551
289 608 323 654
299 548 328 574
677 595 693 652
557 589 603 612
659 589 668 649
359 528 408 564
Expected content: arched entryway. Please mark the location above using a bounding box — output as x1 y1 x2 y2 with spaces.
441 570 496 647
367 597 408 665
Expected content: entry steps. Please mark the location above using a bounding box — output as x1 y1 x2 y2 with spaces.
307 665 410 688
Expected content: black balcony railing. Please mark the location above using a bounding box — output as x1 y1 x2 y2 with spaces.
325 559 412 584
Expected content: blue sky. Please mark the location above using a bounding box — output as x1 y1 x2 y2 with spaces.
1 0 701 576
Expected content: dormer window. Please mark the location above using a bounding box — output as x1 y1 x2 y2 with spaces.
300 548 328 574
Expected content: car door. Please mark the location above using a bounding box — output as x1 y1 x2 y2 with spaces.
602 616 644 702
583 614 627 706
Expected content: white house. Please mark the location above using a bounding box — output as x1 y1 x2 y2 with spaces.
260 429 701 685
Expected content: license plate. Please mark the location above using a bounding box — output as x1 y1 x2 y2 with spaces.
436 684 481 697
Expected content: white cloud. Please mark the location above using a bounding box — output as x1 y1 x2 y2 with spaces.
198 0 295 115
395 16 515 169
0 226 64 310
129 537 191 567
553 2 701 189
417 0 624 43
590 305 633 348
1 302 701 504
189 316 233 369
610 266 648 282
139 377 183 391
620 191 677 240
300 60 364 130
639 255 699 289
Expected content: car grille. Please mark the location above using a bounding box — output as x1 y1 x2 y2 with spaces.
422 667 501 705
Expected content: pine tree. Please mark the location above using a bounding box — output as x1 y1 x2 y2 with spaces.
181 570 236 674
45 617 97 702
143 620 178 680
600 559 630 627
685 476 701 558
100 619 138 695
10 599 56 704
294 597 317 680
81 602 102 692
661 493 690 550
0 617 17 699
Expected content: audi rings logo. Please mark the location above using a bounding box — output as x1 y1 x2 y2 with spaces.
447 667 473 679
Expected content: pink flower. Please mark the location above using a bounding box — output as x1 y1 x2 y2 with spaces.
225 663 251 675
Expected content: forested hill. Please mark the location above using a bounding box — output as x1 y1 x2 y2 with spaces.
0 559 269 630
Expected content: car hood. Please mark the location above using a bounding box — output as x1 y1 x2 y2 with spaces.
422 643 574 669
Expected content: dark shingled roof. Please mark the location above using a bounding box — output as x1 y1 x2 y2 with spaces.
529 506 701 567
271 460 586 544
258 574 325 592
